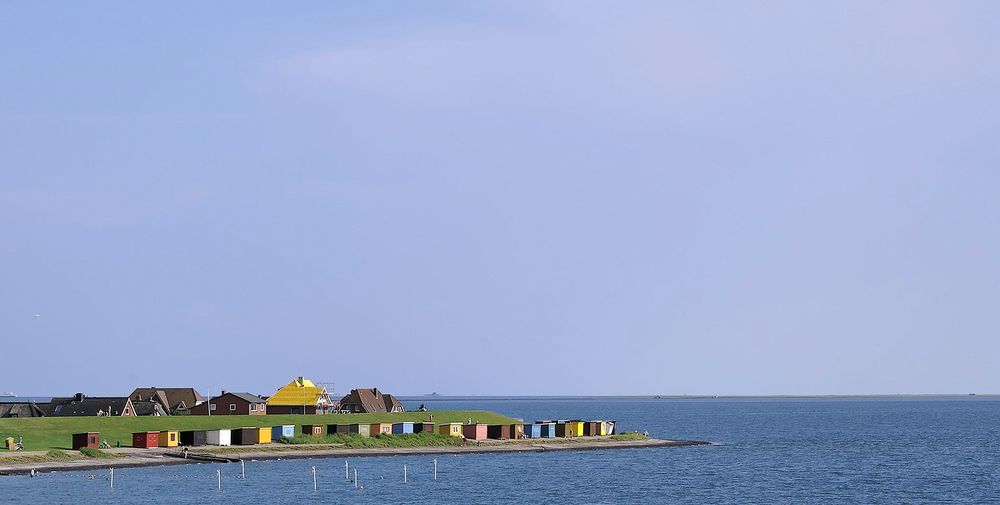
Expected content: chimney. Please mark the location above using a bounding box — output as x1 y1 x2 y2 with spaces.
221 390 228 395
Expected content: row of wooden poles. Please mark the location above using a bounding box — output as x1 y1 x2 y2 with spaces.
107 458 440 491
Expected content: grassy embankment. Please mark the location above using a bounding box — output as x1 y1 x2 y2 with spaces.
0 411 515 452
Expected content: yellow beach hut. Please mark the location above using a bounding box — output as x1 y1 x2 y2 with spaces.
158 430 179 448
439 422 463 437
370 423 393 435
257 426 272 444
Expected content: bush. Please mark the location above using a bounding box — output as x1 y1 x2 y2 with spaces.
610 431 648 441
79 447 113 458
46 450 73 459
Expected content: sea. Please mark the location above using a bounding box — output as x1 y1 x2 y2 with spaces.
3 397 998 504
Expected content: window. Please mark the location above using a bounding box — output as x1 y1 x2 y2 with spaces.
229 403 236 411
209 403 217 411
250 403 257 412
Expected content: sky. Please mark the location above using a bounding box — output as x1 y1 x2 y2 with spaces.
2 1 999 397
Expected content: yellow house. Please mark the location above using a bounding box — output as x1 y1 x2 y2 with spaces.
158 430 179 448
257 426 272 444
438 423 463 437
266 377 331 415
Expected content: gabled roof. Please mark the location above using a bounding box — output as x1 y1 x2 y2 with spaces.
339 388 405 413
132 400 168 416
212 392 266 404
129 387 204 412
0 402 45 418
46 396 133 416
267 377 330 407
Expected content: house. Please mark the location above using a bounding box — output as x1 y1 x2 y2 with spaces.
0 402 46 418
189 392 266 416
45 394 136 417
338 388 404 414
266 377 332 415
438 422 463 437
128 387 205 415
131 400 168 417
72 432 99 450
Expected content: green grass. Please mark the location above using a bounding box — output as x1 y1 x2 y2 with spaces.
0 410 517 451
79 447 114 458
45 449 74 459
280 432 461 448
610 431 648 441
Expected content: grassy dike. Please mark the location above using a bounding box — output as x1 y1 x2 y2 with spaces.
0 410 516 451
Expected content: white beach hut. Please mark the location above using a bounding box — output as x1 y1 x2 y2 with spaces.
206 428 232 446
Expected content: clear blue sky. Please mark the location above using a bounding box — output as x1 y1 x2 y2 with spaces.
2 1 998 397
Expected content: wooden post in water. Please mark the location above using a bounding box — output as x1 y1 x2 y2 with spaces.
354 468 358 489
240 460 245 479
312 465 317 492
345 460 349 480
217 469 222 491
403 464 407 483
433 459 437 480
109 468 114 489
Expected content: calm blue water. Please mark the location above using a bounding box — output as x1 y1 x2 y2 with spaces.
4 397 999 504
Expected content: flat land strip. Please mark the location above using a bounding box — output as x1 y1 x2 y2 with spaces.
0 437 708 475
0 410 514 451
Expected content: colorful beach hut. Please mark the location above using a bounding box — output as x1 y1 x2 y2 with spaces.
439 423 463 437
539 422 556 438
326 424 349 435
413 422 435 434
272 425 295 441
524 424 542 438
158 430 179 448
487 424 511 440
180 430 207 446
232 427 259 445
257 426 272 444
72 432 99 450
349 424 371 437
392 422 414 435
510 423 525 439
132 431 159 448
603 421 616 435
206 429 232 446
302 424 325 436
370 423 393 435
463 423 488 441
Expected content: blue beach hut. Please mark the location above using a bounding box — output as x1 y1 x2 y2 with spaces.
539 422 556 438
392 422 414 435
272 425 295 441
525 424 542 438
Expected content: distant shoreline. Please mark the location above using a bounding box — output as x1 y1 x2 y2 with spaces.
399 394 997 401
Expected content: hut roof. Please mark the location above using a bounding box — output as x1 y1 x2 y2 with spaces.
266 377 330 407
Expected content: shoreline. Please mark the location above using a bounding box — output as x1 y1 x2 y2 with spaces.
0 438 709 476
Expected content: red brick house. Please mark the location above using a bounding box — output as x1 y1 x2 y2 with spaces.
189 392 267 416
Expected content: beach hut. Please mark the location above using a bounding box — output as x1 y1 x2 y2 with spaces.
348 424 371 437
584 421 602 437
392 422 414 435
510 423 525 439
206 429 232 446
439 423 462 437
487 424 511 440
257 426 272 444
326 424 349 435
158 430 179 448
413 422 435 434
603 421 616 435
232 427 259 445
302 424 325 437
524 424 542 439
132 431 159 448
556 421 582 438
180 430 207 446
463 423 488 441
272 425 295 441
370 423 393 436
539 422 556 438
72 432 99 450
